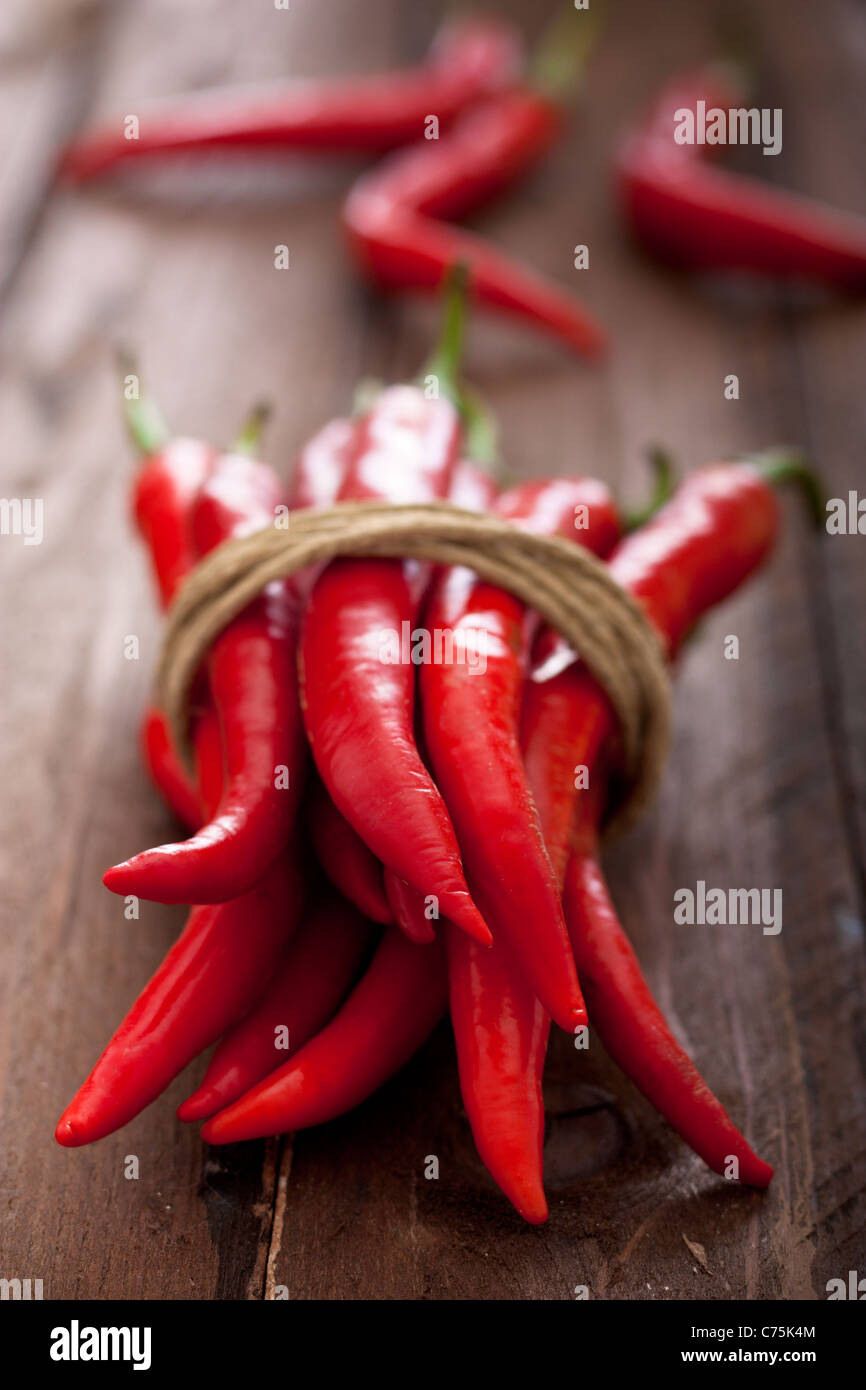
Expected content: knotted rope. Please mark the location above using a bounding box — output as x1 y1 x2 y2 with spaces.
156 500 672 833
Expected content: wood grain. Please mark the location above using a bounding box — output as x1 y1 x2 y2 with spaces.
0 0 863 1300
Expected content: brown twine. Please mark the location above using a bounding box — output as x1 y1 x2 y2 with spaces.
156 500 672 834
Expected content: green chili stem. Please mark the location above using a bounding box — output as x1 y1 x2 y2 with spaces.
622 446 677 532
744 447 824 527
421 263 469 405
528 0 606 102
117 351 169 457
233 402 271 456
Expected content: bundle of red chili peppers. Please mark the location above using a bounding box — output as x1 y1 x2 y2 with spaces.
52 10 839 1223
55 270 821 1223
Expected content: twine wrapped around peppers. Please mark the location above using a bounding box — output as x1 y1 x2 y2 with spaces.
156 500 673 834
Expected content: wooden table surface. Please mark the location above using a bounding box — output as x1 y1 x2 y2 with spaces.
1 0 864 1301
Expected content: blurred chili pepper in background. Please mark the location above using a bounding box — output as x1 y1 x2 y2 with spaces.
618 66 866 287
344 7 607 356
60 16 524 182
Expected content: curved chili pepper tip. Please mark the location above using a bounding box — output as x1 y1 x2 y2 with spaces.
447 897 494 948
745 1157 774 1188
177 1088 223 1123
54 1118 79 1148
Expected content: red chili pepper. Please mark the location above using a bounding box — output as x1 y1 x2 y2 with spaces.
452 456 801 1218
446 926 549 1224
308 776 392 925
564 778 773 1188
449 604 607 1223
55 715 303 1147
431 477 618 1223
520 651 610 891
299 278 491 947
382 872 437 945
381 452 500 945
123 378 218 828
293 416 408 927
139 703 203 832
343 10 607 358
178 891 376 1122
293 436 488 981
447 618 602 1226
514 455 819 1189
56 401 364 1146
618 67 866 287
421 478 620 1029
287 417 355 511
60 17 523 182
522 455 794 849
103 432 307 904
121 366 215 609
202 925 447 1144
342 88 605 358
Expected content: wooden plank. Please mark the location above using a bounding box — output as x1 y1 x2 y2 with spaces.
0 0 863 1301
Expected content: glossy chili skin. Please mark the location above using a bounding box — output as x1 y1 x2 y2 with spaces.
179 891 376 1122
139 703 202 831
104 452 303 904
298 386 491 947
521 461 783 852
381 455 499 945
131 434 214 609
55 710 302 1147
58 420 359 1147
514 464 782 1191
343 88 606 359
564 780 773 1188
130 426 218 819
618 68 866 287
383 871 437 944
61 17 524 181
288 417 355 511
119 412 357 900
421 478 620 1030
436 479 618 1223
446 926 550 1223
309 777 393 925
202 926 448 1144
